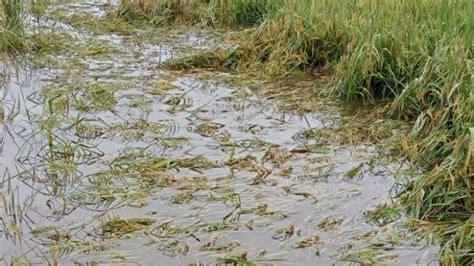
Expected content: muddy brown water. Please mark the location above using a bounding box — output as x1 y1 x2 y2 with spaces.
0 2 439 265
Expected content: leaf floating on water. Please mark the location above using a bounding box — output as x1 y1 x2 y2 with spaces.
218 251 256 266
317 217 344 231
272 225 295 241
172 191 194 204
149 79 179 95
244 220 254 231
200 240 239 253
31 225 62 235
294 235 321 248
289 146 311 153
100 218 156 237
190 121 225 137
344 164 365 180
293 192 318 201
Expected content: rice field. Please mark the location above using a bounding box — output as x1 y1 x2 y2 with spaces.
0 0 472 265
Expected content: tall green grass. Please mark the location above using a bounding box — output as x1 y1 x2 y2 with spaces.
2 0 21 28
116 0 281 26
117 0 473 264
0 0 26 52
1 0 70 54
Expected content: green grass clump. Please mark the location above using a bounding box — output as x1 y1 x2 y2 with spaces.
1 0 26 53
2 0 21 29
30 32 72 53
41 81 119 113
225 0 271 26
115 0 206 26
0 28 27 53
0 30 72 54
1 1 73 54
114 0 279 27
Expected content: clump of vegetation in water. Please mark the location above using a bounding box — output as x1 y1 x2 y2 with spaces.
0 0 26 52
364 204 402 227
51 10 133 33
217 251 256 266
100 217 155 237
30 32 72 53
162 50 238 71
1 0 73 54
41 81 119 112
339 247 398 265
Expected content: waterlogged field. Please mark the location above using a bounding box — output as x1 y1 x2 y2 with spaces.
0 2 441 265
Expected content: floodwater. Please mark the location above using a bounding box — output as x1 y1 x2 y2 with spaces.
0 2 439 265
